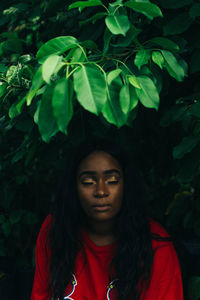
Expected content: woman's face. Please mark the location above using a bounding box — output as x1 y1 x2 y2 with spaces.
77 150 123 223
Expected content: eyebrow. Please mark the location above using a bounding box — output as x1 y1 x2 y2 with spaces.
78 169 121 178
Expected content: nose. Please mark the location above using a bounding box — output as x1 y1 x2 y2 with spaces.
94 179 109 198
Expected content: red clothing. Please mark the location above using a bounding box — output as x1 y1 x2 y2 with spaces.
31 215 183 300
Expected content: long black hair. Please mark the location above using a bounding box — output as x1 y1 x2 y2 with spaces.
49 139 154 299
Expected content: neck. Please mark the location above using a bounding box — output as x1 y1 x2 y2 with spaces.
86 219 117 246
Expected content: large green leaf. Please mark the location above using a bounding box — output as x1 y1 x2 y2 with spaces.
129 75 141 89
102 78 127 127
189 3 200 18
26 66 44 106
161 50 185 82
9 97 26 119
107 69 122 85
69 0 102 11
163 13 193 35
105 15 130 36
134 49 150 70
0 82 7 98
124 1 163 20
149 37 179 52
34 86 58 142
103 28 113 54
136 75 159 110
52 78 73 134
152 51 164 69
73 64 107 115
42 55 64 84
119 84 138 114
173 136 200 159
36 36 78 63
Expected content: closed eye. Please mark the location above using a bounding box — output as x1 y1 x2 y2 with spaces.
107 180 119 185
81 181 94 185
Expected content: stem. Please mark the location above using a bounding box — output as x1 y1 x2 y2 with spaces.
77 44 88 61
113 5 122 15
112 58 134 75
101 4 109 14
66 66 79 79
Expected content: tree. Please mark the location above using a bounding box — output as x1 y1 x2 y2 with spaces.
0 0 200 298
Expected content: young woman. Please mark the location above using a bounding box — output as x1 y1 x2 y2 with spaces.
31 140 183 300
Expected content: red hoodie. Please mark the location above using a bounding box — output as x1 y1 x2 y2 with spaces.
31 215 183 300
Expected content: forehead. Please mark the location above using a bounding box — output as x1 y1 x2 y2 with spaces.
77 150 122 173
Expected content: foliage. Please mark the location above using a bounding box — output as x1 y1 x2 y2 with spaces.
0 0 200 298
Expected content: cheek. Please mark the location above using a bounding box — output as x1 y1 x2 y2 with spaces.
77 186 90 207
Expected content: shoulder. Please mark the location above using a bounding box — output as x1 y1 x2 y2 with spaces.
149 218 170 237
149 219 181 270
149 218 172 250
35 214 53 254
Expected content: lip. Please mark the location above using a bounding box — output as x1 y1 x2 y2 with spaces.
92 204 111 212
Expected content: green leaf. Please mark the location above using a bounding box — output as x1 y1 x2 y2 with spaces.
36 36 78 63
73 64 107 115
42 55 63 84
23 211 38 224
159 0 193 9
1 222 11 237
70 48 86 63
52 78 73 134
189 3 200 18
152 51 164 69
161 50 185 82
103 28 113 54
2 38 23 55
34 86 58 142
0 63 8 73
0 82 7 97
111 24 141 48
26 66 44 106
105 15 130 36
189 102 200 118
69 0 102 11
102 78 127 127
129 75 141 89
190 50 200 74
119 84 138 114
188 276 200 300
0 215 6 224
80 12 107 25
163 13 193 35
124 1 163 20
9 210 24 225
134 50 150 70
107 69 122 85
6 65 18 84
173 136 200 159
149 37 179 52
80 40 98 50
160 105 188 127
9 97 26 119
136 75 159 110
18 54 32 64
